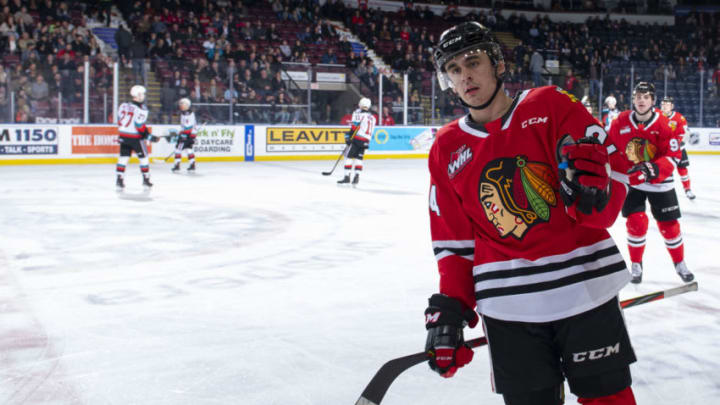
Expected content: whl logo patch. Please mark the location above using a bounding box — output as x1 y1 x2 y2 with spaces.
448 145 473 179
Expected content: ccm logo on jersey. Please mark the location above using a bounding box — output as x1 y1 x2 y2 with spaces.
620 127 631 135
448 145 473 179
572 343 620 362
521 117 548 128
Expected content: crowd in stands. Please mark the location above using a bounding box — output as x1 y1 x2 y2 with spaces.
0 0 114 122
0 0 718 126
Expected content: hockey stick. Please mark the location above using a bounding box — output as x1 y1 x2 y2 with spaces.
163 122 208 163
355 281 698 405
322 127 358 176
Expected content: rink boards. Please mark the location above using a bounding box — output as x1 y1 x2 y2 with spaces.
1 124 718 165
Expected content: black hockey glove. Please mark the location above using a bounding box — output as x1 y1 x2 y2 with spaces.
424 294 478 378
628 161 659 186
344 131 352 145
558 137 611 215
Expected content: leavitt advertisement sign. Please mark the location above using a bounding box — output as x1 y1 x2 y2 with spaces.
266 127 347 152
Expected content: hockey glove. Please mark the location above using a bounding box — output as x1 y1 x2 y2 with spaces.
559 137 611 215
627 161 659 186
424 294 478 378
344 131 352 145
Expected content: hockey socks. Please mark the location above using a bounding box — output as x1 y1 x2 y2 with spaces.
657 219 684 264
677 166 691 191
626 212 648 264
577 386 636 405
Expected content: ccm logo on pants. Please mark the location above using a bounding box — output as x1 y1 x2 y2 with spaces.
572 343 620 362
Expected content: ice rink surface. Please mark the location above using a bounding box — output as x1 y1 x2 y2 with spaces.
1 156 719 405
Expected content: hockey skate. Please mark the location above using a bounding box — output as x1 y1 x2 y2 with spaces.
352 173 360 186
187 162 196 172
685 189 696 200
674 261 694 282
171 162 181 172
116 175 125 191
142 176 153 188
630 262 643 284
337 175 351 185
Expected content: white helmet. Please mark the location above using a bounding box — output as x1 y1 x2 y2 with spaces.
605 96 616 108
358 97 371 110
179 97 191 110
130 85 146 102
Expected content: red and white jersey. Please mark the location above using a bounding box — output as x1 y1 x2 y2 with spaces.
180 110 198 138
428 86 630 323
663 110 688 145
117 102 149 139
607 110 680 193
350 108 376 141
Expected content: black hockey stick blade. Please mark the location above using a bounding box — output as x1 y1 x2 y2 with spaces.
322 144 351 176
354 336 487 405
354 282 698 405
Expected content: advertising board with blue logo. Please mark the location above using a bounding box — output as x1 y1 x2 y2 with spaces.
370 126 439 152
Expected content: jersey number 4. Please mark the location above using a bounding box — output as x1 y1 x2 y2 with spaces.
429 185 440 216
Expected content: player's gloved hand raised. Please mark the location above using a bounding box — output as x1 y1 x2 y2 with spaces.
424 294 478 378
558 136 611 215
627 161 659 186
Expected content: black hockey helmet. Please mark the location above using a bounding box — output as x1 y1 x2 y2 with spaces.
433 22 503 91
662 96 674 104
633 82 656 101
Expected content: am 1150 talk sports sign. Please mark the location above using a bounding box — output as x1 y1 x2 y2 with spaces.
0 125 59 155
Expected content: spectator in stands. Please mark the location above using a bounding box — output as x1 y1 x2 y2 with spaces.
381 106 395 126
177 77 190 100
0 86 7 120
274 91 291 123
224 85 238 102
160 79 176 124
321 48 338 64
130 36 147 83
298 26 313 44
255 69 272 96
57 43 76 60
29 73 48 101
115 24 132 66
529 47 544 87
713 62 720 98
564 68 580 99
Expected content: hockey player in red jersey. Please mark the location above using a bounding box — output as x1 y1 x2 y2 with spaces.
116 85 152 190
337 97 376 186
607 83 694 284
660 96 695 199
424 22 637 405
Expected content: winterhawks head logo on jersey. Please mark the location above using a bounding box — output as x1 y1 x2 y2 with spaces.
668 120 677 132
624 137 656 164
448 144 473 179
479 156 558 240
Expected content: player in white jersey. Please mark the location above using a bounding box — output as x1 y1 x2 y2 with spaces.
338 97 376 186
172 98 198 173
602 95 620 131
116 85 152 190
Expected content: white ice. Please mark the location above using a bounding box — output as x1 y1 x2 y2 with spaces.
0 157 718 405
